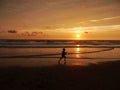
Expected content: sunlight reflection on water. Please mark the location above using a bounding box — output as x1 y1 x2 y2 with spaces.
0 48 120 67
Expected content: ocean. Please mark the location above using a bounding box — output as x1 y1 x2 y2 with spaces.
0 40 120 67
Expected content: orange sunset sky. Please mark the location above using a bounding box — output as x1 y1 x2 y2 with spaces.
0 0 120 40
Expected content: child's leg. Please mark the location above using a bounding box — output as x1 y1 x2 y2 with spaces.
58 57 62 64
64 56 66 62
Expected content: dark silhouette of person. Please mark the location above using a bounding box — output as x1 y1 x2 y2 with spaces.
58 48 67 64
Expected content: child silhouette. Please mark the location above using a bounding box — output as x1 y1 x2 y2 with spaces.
58 48 67 64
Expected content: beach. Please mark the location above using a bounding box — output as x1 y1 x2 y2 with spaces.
1 0 120 89
0 60 120 90
0 40 120 90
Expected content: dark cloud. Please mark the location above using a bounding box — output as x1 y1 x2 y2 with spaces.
8 30 17 33
84 32 88 34
31 32 43 36
21 32 44 36
42 25 59 30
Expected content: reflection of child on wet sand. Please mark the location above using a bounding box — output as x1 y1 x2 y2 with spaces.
58 48 67 64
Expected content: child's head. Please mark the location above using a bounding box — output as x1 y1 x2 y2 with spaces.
63 48 65 51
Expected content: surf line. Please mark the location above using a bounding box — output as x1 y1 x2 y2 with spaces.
68 48 114 55
0 48 114 58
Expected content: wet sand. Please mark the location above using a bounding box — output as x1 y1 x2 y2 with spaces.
0 60 120 90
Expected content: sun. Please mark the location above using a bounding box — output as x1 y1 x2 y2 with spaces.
76 34 80 38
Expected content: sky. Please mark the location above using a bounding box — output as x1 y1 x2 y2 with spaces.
0 0 120 40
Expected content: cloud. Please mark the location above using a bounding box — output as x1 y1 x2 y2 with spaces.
84 32 88 34
21 31 44 36
77 16 120 25
8 30 17 33
89 16 120 22
53 25 120 33
0 0 120 35
31 32 43 36
82 25 120 31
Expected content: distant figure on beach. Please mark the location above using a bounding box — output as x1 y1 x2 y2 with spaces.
58 48 67 64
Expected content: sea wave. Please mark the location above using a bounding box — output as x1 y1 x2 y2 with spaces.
0 40 120 48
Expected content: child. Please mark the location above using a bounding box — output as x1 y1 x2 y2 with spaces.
58 48 67 64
